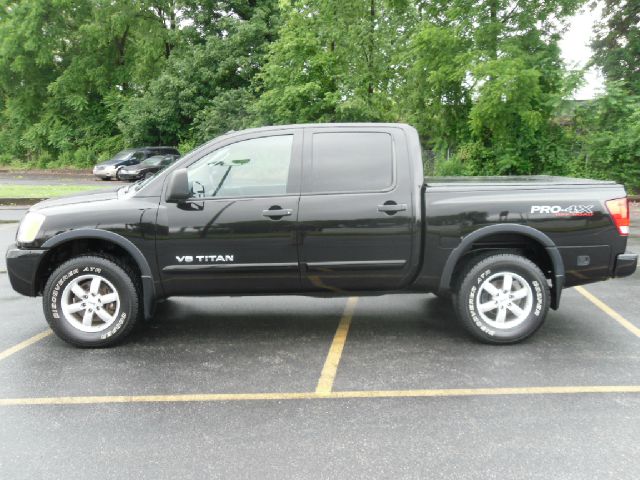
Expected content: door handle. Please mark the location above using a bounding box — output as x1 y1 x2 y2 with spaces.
262 208 293 218
377 203 407 214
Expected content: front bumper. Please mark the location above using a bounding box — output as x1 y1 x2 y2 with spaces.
614 252 637 278
93 169 116 179
118 171 142 180
5 244 46 296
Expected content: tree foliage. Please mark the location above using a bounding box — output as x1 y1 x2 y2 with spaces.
582 0 640 191
0 0 638 190
0 0 278 165
254 0 416 124
592 0 640 94
404 0 582 175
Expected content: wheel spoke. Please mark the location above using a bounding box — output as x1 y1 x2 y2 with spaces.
60 273 121 332
502 273 513 292
511 288 529 301
100 293 118 305
495 308 507 324
483 282 501 297
507 303 525 318
95 308 114 323
479 300 498 313
82 309 94 326
63 302 85 315
71 284 87 300
89 277 102 295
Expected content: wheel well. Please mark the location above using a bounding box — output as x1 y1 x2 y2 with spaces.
451 233 554 287
35 238 142 295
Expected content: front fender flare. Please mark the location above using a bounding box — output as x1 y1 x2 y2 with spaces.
42 229 157 319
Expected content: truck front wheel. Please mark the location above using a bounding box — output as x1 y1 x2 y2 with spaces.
453 254 550 344
43 255 141 347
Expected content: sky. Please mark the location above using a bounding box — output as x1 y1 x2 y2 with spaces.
560 2 605 100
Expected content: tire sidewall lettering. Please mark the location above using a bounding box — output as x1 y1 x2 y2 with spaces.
100 312 127 340
468 278 496 336
50 268 80 320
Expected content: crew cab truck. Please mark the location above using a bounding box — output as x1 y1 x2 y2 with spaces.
6 123 637 347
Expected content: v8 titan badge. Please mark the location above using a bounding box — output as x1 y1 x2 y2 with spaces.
176 255 235 263
530 205 595 217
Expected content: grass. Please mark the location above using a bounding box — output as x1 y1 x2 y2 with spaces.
0 184 106 199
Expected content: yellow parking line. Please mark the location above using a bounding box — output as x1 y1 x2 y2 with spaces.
315 297 359 394
575 286 640 338
2 385 640 406
0 329 52 362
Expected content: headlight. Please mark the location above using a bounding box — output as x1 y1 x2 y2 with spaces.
17 212 46 244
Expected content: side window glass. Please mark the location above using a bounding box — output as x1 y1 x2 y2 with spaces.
187 135 294 198
310 132 393 193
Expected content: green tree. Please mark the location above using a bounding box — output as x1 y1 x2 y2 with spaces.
0 1 279 166
591 0 640 94
117 1 279 147
570 83 640 192
404 0 583 175
255 0 415 124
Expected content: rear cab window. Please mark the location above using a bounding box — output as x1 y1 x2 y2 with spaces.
307 131 394 193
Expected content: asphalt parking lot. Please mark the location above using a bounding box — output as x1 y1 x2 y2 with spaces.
0 208 639 479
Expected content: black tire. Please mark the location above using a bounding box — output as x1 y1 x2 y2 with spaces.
115 168 122 181
43 255 141 347
453 253 550 344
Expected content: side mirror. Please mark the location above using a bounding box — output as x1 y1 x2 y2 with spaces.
165 168 190 203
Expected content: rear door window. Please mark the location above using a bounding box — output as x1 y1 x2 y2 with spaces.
309 132 394 193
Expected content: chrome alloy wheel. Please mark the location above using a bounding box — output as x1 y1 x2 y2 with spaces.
60 274 121 333
475 271 533 329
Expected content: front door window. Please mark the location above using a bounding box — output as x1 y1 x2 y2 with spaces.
187 135 294 199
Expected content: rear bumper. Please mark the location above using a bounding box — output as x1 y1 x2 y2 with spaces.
614 252 637 278
5 245 46 296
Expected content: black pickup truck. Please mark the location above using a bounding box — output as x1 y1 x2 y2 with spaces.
6 123 637 347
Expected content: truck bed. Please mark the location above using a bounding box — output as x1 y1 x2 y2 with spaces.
425 175 616 190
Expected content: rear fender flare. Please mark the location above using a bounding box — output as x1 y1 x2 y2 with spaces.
439 224 565 309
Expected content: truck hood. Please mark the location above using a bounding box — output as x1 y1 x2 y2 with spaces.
30 188 120 211
121 164 149 173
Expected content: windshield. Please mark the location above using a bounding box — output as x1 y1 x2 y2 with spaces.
142 156 164 166
107 149 136 163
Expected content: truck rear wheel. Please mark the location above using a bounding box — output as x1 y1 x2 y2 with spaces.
43 255 141 347
453 253 550 344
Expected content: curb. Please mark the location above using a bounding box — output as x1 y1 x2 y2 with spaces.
0 198 46 207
